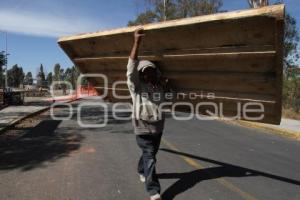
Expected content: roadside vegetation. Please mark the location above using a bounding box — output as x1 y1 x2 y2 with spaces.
0 58 81 90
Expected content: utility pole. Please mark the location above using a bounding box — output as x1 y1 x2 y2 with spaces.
5 32 8 89
1 31 8 89
163 0 167 21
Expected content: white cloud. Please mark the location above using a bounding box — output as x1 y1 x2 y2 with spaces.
0 9 100 38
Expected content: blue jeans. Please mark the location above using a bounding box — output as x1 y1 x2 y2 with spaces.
136 133 163 195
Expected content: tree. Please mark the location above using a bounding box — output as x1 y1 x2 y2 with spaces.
128 0 223 25
7 64 25 87
180 0 223 16
0 51 5 88
36 64 46 87
281 11 299 115
46 72 53 87
283 66 300 112
248 0 269 8
24 72 33 85
283 13 300 71
0 51 5 67
59 68 65 81
64 66 80 89
148 0 178 21
128 10 158 26
53 63 61 82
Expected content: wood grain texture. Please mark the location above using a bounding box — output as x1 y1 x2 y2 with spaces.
58 5 285 125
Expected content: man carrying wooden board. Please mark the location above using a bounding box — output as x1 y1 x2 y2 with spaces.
127 27 170 200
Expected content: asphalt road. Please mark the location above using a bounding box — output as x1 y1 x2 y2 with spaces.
0 99 299 200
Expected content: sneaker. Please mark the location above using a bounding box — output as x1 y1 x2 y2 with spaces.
150 194 161 200
139 174 145 183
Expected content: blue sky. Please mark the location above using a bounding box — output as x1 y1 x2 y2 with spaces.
0 0 299 77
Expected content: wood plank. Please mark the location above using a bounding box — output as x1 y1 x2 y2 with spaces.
101 87 276 102
61 16 276 58
75 44 275 58
58 5 285 125
58 4 284 42
84 71 277 95
272 11 285 124
75 54 276 73
74 51 275 62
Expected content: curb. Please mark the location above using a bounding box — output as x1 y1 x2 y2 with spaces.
0 106 49 134
0 104 9 111
0 98 80 134
223 120 300 141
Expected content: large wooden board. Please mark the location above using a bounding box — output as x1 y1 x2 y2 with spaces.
58 4 285 124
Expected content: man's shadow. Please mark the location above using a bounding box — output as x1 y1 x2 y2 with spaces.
158 148 300 200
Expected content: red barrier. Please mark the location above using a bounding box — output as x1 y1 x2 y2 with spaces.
47 85 99 102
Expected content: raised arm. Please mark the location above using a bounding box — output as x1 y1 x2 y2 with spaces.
127 27 145 93
130 27 144 60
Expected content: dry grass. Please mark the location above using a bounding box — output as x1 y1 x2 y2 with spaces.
282 108 300 121
223 120 300 141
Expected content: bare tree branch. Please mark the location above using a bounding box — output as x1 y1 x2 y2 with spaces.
248 0 269 8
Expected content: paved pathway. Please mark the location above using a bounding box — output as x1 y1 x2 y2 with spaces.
0 99 299 200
